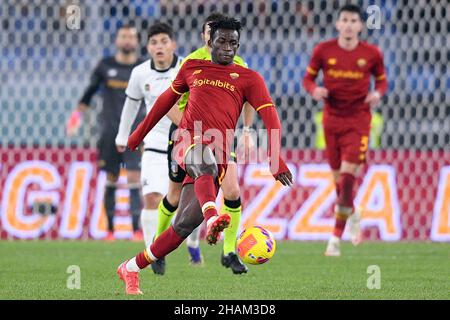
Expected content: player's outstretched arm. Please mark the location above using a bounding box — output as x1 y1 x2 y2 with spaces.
166 103 183 126
244 71 292 186
115 97 141 152
128 87 181 150
258 106 293 187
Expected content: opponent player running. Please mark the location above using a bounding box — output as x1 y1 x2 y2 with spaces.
67 25 144 241
117 18 292 295
155 12 255 274
115 23 183 253
303 4 387 256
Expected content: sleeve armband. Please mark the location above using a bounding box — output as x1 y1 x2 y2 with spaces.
170 84 184 95
306 66 318 75
256 103 275 112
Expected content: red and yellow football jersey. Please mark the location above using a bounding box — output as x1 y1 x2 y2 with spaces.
171 59 274 136
303 39 387 116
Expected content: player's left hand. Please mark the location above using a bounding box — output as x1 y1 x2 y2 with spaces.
270 157 293 187
364 91 381 107
275 171 293 187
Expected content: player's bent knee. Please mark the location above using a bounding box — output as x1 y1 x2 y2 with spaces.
166 192 180 208
222 185 240 201
186 161 218 179
167 182 182 207
185 145 218 179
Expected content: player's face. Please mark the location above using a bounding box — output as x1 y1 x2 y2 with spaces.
209 29 239 65
115 28 139 54
147 33 176 65
336 12 363 40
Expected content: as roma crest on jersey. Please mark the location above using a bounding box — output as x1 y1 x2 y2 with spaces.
144 84 150 91
327 58 337 65
357 58 367 68
230 72 239 79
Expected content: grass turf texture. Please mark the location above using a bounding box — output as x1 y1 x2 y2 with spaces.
0 241 448 300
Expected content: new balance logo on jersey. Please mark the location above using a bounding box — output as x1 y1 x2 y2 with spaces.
193 69 202 75
229 72 239 79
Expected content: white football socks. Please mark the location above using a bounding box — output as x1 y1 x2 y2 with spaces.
140 209 158 247
186 225 201 248
125 257 140 272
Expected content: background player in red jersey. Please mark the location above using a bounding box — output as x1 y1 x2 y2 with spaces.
116 17 293 295
303 4 388 256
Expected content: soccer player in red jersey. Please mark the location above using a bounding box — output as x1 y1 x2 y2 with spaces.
117 17 293 295
303 4 387 256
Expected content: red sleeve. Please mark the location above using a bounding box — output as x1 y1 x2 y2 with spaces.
128 88 181 150
244 73 289 178
127 65 188 150
371 48 388 96
170 62 189 95
302 44 322 95
244 71 274 112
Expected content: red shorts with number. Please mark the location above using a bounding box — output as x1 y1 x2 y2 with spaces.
171 128 227 188
323 110 371 170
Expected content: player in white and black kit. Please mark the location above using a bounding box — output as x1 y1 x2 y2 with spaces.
66 25 145 241
115 23 183 274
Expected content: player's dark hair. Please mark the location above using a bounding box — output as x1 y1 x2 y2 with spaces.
147 22 174 40
209 17 242 41
338 4 363 20
116 23 139 41
202 12 228 33
118 23 137 31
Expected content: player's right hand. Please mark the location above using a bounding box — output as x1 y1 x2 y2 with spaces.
66 109 83 136
312 87 329 101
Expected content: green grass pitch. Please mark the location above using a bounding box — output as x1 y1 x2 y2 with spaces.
0 240 448 299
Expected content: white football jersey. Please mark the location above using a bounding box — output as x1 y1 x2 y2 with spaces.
125 55 183 150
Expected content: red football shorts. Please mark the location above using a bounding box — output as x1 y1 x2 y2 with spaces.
323 111 371 170
170 128 227 188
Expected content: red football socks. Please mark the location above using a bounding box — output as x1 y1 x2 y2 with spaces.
134 226 185 270
135 251 151 269
333 215 348 238
150 225 185 259
337 172 356 208
194 174 218 221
